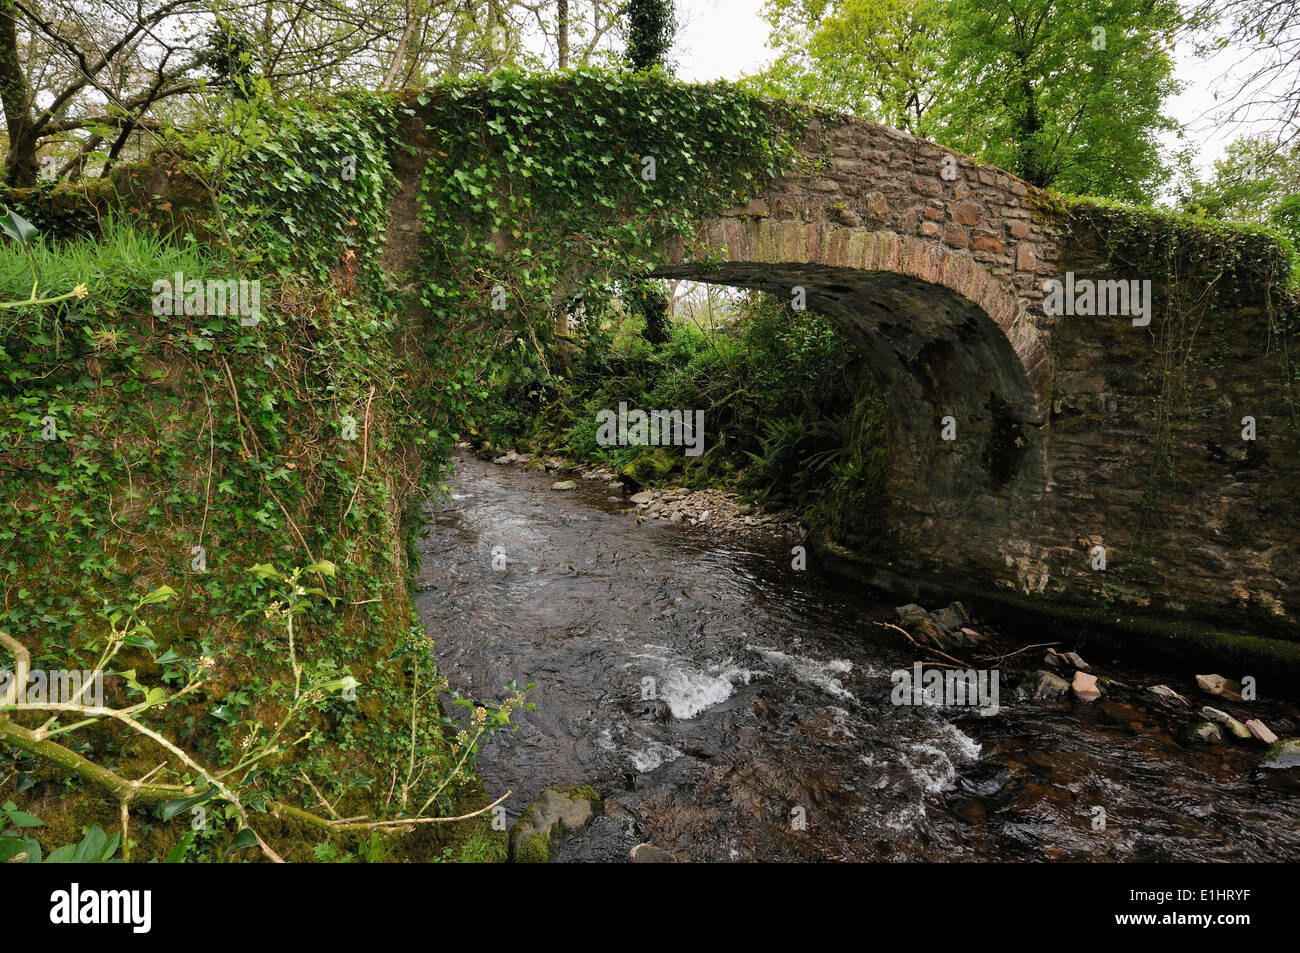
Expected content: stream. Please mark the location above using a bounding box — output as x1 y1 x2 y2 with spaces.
413 451 1300 862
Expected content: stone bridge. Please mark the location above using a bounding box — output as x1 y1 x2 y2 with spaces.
385 103 1300 671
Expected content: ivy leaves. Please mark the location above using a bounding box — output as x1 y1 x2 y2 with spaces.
412 70 798 454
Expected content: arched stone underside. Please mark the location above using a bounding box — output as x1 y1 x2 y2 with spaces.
653 225 1049 599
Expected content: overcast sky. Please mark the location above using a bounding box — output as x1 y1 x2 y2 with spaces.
670 0 1276 177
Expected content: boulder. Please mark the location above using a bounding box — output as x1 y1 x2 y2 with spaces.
510 787 600 863
1256 738 1300 792
550 480 577 491
1261 738 1300 770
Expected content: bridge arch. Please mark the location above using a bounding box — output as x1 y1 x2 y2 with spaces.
654 221 1048 590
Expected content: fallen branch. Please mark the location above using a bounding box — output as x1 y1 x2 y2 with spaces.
874 621 973 669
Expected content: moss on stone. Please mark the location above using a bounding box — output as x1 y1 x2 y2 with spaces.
513 831 550 863
620 448 681 485
554 784 602 806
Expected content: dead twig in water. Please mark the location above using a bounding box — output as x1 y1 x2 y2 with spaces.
975 641 1064 664
874 621 973 669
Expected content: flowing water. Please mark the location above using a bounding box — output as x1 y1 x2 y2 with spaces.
413 452 1300 862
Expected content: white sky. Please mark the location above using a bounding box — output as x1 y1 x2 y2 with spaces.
670 0 1281 178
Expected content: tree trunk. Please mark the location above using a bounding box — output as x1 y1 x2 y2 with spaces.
557 0 569 68
0 0 37 187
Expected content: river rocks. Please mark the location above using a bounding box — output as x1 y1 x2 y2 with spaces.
1190 722 1224 745
1148 684 1190 706
626 486 802 535
895 604 930 629
1256 739 1300 792
1062 651 1091 672
1246 719 1278 745
1026 670 1071 701
893 602 986 652
510 786 601 863
1261 738 1300 770
1195 673 1243 700
1201 706 1231 723
1224 717 1253 740
932 605 967 633
629 843 678 863
550 480 578 491
1072 671 1101 702
1202 707 1251 739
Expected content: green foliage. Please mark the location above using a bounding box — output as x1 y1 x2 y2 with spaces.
513 830 550 863
751 0 946 132
474 285 890 550
415 68 799 464
751 0 1184 202
624 0 677 72
1179 136 1300 271
0 94 500 856
220 94 399 290
936 0 1183 199
1 804 120 863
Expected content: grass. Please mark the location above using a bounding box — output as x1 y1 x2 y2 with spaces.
0 216 218 331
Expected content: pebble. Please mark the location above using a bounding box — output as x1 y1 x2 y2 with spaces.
1072 671 1101 702
1246 719 1278 745
629 843 678 863
1195 674 1242 700
1224 717 1253 740
1063 651 1091 672
1149 684 1189 706
1192 722 1224 745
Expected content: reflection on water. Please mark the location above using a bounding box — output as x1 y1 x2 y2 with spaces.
413 453 1300 862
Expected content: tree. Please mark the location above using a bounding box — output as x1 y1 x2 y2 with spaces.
627 279 669 344
749 0 1185 203
1179 136 1300 247
1185 0 1300 147
0 0 211 186
934 0 1183 200
624 0 674 72
748 0 946 132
